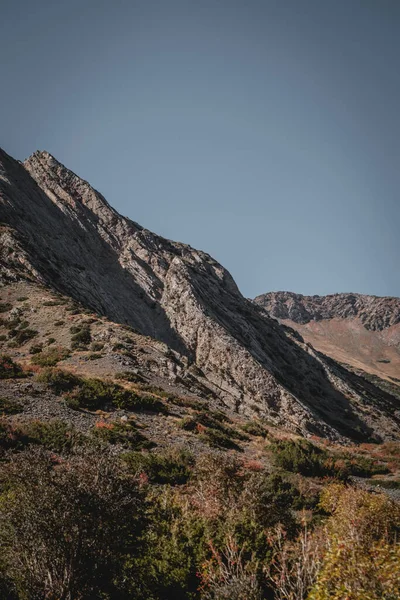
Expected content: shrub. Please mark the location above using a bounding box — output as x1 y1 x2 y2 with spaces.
0 303 12 313
179 411 247 447
47 337 56 344
123 448 194 484
29 343 43 354
0 419 82 453
240 421 268 437
31 347 70 367
16 296 28 302
308 485 400 600
64 377 167 413
270 439 330 477
35 368 81 394
0 355 24 379
199 428 243 451
9 328 38 346
85 352 102 361
0 397 23 415
54 320 64 326
92 420 152 450
168 395 207 410
115 370 145 383
91 341 104 352
0 449 146 599
70 325 91 349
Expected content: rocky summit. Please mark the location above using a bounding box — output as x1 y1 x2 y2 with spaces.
1 147 400 442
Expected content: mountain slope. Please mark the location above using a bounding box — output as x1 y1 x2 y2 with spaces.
254 291 400 383
1 148 399 441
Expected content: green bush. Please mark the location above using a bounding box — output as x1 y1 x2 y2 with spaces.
86 353 102 360
115 370 145 383
91 421 152 450
270 439 389 479
123 448 194 484
199 428 243 451
65 377 167 413
0 419 82 453
240 420 269 437
178 411 248 447
8 328 38 346
0 355 24 379
31 347 70 367
0 450 146 599
35 368 81 394
270 439 329 476
0 397 23 415
90 341 104 352
70 325 91 349
0 303 12 313
29 343 43 354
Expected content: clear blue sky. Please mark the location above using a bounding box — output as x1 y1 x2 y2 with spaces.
1 0 399 298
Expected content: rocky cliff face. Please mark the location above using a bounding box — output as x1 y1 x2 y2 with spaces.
1 148 399 441
254 291 400 331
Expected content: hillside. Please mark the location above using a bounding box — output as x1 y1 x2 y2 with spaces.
1 148 399 442
1 148 400 600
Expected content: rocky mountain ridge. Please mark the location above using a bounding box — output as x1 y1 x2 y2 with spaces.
1 147 399 442
254 291 400 331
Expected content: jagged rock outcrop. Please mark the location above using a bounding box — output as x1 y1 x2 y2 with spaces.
254 291 400 331
1 147 399 441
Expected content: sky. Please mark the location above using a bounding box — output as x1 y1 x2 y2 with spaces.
1 0 399 298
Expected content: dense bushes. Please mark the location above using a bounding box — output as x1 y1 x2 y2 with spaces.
65 377 167 413
35 368 167 413
270 439 389 479
0 449 146 599
0 419 82 453
0 438 398 599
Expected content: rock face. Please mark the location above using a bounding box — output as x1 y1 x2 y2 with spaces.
1 147 400 442
254 291 400 331
254 291 400 383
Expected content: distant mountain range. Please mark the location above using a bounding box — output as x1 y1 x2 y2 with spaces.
1 147 399 442
254 291 400 384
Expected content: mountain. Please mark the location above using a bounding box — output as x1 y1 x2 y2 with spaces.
254 291 400 385
1 147 400 442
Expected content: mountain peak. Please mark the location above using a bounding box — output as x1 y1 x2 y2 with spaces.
1 147 399 442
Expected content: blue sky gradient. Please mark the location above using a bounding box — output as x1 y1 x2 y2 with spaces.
1 0 399 298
